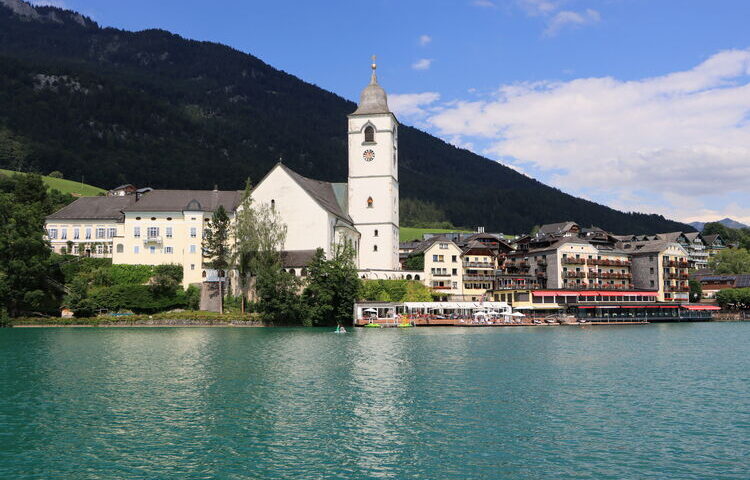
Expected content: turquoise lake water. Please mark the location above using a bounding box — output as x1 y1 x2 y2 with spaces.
1 324 749 479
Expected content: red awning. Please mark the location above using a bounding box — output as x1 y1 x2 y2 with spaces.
682 305 721 311
532 291 560 297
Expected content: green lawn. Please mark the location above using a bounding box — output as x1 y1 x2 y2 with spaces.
0 169 105 196
400 227 472 242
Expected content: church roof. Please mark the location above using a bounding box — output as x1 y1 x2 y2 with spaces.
351 62 390 115
277 164 352 223
46 196 135 221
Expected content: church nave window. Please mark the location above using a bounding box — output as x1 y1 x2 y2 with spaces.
373 245 378 252
364 125 375 143
367 197 373 208
374 229 379 237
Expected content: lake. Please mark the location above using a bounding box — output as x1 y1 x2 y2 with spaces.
1 323 749 479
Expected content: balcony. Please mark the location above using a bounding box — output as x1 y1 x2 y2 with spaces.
586 259 632 267
536 271 547 278
432 273 451 277
564 271 587 278
463 261 495 269
536 259 548 267
464 274 495 282
562 257 586 265
143 236 163 245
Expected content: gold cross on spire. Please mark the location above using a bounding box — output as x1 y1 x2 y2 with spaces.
371 54 377 70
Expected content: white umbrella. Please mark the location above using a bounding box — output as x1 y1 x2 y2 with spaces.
363 308 378 313
511 312 526 317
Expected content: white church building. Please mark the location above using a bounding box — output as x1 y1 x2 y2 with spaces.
45 61 418 285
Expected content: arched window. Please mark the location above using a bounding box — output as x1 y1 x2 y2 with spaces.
364 125 375 143
116 244 124 253
373 245 378 252
367 197 373 208
374 229 379 237
202 270 207 278
289 269 296 276
271 199 276 209
415 274 420 281
406 274 412 280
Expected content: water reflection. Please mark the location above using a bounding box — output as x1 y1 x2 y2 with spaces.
0 324 749 479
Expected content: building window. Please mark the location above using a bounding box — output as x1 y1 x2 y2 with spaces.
116 244 124 253
165 246 173 254
271 199 275 209
133 227 140 238
166 227 173 238
190 227 197 238
96 228 105 239
47 228 58 239
73 228 80 239
364 125 375 143
367 197 373 208
373 245 378 252
452 255 457 262
440 243 448 249
191 264 195 271
147 227 159 238
108 228 116 238
374 229 379 237
150 246 156 254
650 280 655 287
96 244 104 255
60 229 67 240
134 246 140 254
190 244 197 253
85 228 92 240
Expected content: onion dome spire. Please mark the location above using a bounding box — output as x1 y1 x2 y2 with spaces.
352 55 389 115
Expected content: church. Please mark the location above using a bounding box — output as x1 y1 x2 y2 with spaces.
252 60 402 277
44 61 413 287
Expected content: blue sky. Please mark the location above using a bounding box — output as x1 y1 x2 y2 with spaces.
32 0 750 224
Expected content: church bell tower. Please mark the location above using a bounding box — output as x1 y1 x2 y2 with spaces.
347 58 400 271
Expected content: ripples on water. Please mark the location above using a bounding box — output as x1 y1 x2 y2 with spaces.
1 324 749 479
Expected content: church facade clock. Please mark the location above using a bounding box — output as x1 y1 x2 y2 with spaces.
363 149 375 161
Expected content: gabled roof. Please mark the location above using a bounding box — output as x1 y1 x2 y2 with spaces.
123 189 243 213
702 234 724 246
275 164 352 223
684 232 702 242
280 250 318 268
656 232 687 243
539 221 579 235
411 236 455 255
46 196 136 222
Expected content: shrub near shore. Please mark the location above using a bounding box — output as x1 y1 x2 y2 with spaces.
10 310 263 326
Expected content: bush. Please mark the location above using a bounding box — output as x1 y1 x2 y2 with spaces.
109 264 155 285
359 279 434 302
154 264 183 283
48 171 64 179
185 285 200 310
88 284 188 313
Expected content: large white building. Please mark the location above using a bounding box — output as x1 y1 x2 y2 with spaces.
45 61 411 286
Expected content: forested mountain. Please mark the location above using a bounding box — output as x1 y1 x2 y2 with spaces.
0 0 694 234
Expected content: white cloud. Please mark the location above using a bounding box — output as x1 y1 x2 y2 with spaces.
29 0 66 7
389 92 441 119
544 8 600 36
419 34 432 46
424 48 750 221
411 58 433 71
518 0 557 16
472 0 496 8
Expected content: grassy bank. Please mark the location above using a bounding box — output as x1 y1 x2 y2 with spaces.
400 227 472 242
10 311 264 327
0 169 105 196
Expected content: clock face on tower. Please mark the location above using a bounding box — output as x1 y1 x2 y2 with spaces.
363 149 375 162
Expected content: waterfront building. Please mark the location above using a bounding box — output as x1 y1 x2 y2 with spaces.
45 61 412 288
45 196 135 257
414 238 461 299
691 273 750 299
620 240 690 302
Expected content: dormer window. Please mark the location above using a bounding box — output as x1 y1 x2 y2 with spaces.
364 126 375 143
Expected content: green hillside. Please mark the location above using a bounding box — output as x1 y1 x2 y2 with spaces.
0 1 697 234
400 227 472 242
0 169 104 196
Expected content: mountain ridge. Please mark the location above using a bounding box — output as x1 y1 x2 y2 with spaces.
689 218 748 232
0 0 695 235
